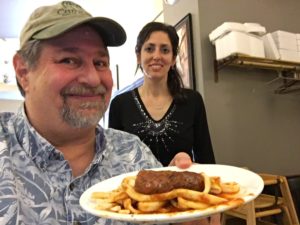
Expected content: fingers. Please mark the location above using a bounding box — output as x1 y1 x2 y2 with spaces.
169 152 192 169
210 214 222 225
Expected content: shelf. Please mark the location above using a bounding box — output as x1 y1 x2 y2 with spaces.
214 54 300 93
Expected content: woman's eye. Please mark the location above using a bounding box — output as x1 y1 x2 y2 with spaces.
161 47 171 54
144 46 155 53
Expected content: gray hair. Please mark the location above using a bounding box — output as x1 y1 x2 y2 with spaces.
16 39 43 96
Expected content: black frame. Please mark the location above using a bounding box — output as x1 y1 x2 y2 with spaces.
174 13 195 89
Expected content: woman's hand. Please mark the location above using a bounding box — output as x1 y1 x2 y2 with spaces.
169 152 192 169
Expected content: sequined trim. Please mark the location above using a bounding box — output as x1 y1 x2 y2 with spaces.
131 90 182 151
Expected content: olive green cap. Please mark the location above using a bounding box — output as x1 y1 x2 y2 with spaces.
20 1 126 48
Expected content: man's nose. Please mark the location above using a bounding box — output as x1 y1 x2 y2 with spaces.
77 63 101 86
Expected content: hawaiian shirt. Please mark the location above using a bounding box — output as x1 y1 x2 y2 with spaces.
0 105 162 225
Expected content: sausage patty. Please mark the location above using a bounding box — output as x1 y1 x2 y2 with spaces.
134 170 205 194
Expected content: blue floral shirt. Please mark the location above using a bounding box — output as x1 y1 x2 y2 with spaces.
0 106 162 225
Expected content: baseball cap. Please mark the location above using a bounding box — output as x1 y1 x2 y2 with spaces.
20 1 126 48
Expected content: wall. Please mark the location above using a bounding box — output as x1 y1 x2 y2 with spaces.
164 0 300 175
164 0 204 94
0 99 22 112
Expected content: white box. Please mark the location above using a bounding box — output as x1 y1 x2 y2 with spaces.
214 31 265 60
262 33 280 60
272 30 297 51
272 30 297 39
278 49 300 62
244 23 266 36
274 39 297 51
249 34 265 58
209 22 246 43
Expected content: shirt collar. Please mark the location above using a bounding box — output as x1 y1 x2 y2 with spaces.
14 104 105 173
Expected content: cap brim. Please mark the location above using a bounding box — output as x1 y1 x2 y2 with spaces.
33 17 126 46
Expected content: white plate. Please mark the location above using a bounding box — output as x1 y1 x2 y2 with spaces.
80 164 264 224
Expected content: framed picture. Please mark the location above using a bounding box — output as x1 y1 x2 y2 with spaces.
175 13 195 89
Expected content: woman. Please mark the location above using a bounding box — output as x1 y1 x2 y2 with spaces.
109 22 220 225
109 21 215 167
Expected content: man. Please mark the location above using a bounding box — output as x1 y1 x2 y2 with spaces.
0 1 192 224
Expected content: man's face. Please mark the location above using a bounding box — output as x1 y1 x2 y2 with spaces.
19 25 113 131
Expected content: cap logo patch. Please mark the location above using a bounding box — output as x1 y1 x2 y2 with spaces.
58 1 86 16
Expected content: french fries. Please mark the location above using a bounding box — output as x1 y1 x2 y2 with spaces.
90 171 243 214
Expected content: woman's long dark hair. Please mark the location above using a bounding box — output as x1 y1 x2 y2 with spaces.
135 22 186 101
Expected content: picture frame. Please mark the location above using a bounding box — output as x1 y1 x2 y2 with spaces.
174 13 195 89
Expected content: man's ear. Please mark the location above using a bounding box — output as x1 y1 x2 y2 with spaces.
13 53 29 93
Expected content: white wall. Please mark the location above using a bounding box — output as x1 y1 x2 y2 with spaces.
0 99 22 112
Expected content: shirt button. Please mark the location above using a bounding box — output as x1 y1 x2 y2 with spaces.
73 222 81 225
69 183 75 191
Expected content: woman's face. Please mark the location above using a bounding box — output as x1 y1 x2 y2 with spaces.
137 31 176 81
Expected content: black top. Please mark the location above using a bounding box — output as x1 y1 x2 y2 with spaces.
108 88 215 166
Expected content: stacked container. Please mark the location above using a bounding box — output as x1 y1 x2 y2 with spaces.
297 34 300 58
271 30 300 62
209 22 266 60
